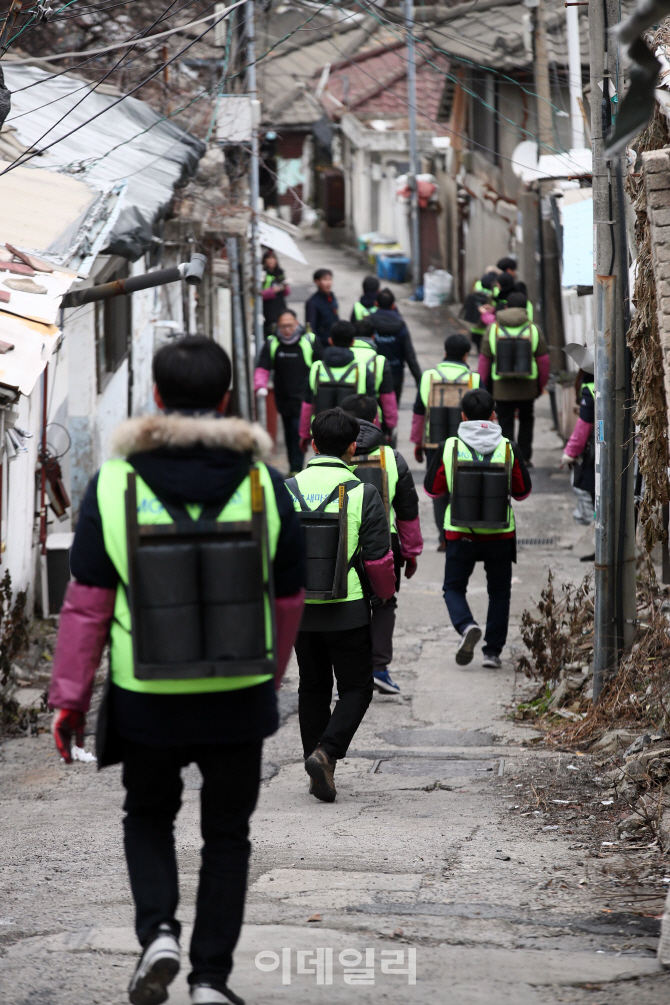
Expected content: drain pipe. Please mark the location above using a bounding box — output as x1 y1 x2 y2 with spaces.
61 254 207 308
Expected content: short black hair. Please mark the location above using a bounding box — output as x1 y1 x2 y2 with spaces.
376 288 395 310
461 388 495 421
481 271 498 291
340 393 377 422
496 273 515 295
496 256 517 273
153 336 231 410
330 320 355 347
355 316 375 338
444 332 472 358
312 407 360 457
278 308 298 320
506 291 527 309
362 275 380 294
313 268 332 282
514 280 528 297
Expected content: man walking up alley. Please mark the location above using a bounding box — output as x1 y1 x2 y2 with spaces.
287 408 396 803
48 337 306 1005
424 388 531 669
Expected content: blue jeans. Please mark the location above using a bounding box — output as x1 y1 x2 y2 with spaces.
443 537 514 656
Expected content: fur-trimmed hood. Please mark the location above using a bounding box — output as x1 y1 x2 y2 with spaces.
111 413 272 460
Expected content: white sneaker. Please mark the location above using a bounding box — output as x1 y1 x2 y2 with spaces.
190 984 245 1005
455 624 482 666
129 925 180 1005
482 654 502 669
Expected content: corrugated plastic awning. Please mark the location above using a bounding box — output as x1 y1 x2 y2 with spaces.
0 311 61 398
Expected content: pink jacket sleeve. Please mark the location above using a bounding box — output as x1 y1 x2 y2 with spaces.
379 391 398 429
536 353 550 390
48 582 116 713
254 367 270 392
410 412 425 445
396 516 423 558
364 550 396 600
274 589 305 690
565 417 593 458
299 400 313 440
478 354 492 384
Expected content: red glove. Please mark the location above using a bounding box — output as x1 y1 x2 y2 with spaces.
404 558 418 579
414 445 424 464
52 708 85 764
299 437 311 453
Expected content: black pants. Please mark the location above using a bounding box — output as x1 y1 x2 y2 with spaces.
443 537 514 656
295 625 373 759
280 411 303 473
371 596 397 673
425 448 448 539
122 739 262 989
495 398 535 461
393 372 404 403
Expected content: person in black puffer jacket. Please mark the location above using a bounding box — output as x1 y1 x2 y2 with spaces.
372 288 422 402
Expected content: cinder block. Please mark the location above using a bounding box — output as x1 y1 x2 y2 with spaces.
659 296 670 314
657 279 670 298
654 242 670 263
651 208 670 227
642 149 670 172
644 172 670 191
648 188 670 209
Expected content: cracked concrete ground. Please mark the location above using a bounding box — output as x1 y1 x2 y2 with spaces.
1 240 668 1004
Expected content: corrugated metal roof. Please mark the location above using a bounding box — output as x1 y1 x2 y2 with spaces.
3 63 204 260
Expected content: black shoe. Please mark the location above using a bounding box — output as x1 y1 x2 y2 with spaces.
580 552 595 562
128 925 180 1005
305 745 337 802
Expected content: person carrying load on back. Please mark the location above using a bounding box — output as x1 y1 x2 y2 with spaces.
424 388 531 670
350 275 380 322
341 394 422 696
287 408 396 803
461 270 498 352
372 288 422 403
478 291 550 465
48 336 306 1005
298 321 397 452
411 333 480 551
255 309 314 475
261 249 291 340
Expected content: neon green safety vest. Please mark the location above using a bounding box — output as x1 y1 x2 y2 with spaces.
419 362 480 444
442 435 515 535
582 381 594 401
286 455 369 606
354 444 399 532
488 322 539 381
526 301 534 322
268 332 314 369
351 340 377 369
97 458 281 695
309 358 370 397
353 302 378 321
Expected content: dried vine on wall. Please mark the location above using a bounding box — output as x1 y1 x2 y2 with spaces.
626 107 670 552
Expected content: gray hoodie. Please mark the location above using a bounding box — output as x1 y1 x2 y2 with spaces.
457 419 503 456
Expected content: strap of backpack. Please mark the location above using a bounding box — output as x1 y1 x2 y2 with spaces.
496 323 512 338
314 479 360 513
285 476 310 512
459 440 495 466
128 455 252 528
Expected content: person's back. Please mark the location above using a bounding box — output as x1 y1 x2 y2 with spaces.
351 274 380 322
372 287 421 400
287 408 395 802
48 336 306 1005
424 388 531 670
342 394 422 695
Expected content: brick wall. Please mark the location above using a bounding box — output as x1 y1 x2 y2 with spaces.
642 147 670 442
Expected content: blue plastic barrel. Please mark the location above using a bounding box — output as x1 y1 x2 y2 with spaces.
386 256 410 283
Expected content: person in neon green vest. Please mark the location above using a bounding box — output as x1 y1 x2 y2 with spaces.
424 388 532 669
341 393 423 697
411 332 479 550
287 408 396 803
350 274 380 322
48 337 306 1005
479 292 550 464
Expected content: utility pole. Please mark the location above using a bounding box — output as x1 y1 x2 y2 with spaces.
565 3 585 150
590 0 636 701
404 0 421 295
530 0 565 369
245 0 263 357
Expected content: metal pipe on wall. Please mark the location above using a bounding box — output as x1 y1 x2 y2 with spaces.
404 0 422 293
246 0 263 358
227 237 251 420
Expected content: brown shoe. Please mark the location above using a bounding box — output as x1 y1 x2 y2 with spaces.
305 746 337 802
